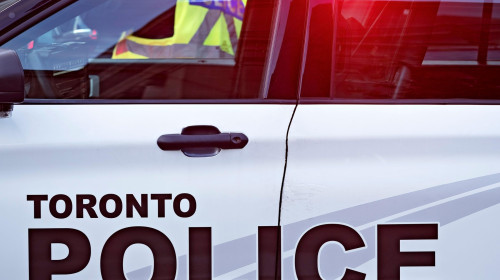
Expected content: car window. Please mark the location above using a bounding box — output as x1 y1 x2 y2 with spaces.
1 0 281 100
301 0 500 100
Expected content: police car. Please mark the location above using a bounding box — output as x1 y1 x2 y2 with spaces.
0 0 499 279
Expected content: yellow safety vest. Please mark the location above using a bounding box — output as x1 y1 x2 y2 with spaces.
112 0 246 59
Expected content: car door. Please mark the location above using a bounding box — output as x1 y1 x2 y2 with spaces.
282 0 500 279
0 0 296 279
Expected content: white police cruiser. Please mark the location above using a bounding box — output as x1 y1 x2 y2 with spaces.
0 0 499 279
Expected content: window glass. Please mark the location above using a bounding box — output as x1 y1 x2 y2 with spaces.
302 0 500 100
1 0 278 100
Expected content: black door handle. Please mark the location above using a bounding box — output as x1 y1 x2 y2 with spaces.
157 133 248 150
157 125 248 157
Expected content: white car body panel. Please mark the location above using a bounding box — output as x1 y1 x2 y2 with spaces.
283 104 500 279
0 104 293 279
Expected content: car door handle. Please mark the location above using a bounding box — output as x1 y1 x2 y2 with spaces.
157 125 248 157
157 133 248 150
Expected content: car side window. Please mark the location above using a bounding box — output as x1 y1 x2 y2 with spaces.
1 0 279 100
301 0 500 100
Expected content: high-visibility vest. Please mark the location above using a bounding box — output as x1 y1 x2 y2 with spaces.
112 0 246 59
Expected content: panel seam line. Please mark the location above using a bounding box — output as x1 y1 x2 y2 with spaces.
274 100 298 280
